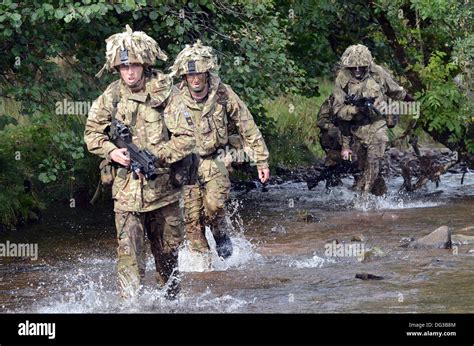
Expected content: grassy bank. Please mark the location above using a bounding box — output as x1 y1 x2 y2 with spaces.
262 79 442 168
263 80 334 168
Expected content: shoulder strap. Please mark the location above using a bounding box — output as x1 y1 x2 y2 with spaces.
111 81 121 120
216 82 229 107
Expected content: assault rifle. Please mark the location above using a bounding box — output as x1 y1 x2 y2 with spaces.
344 94 383 118
108 118 198 185
108 118 159 180
307 158 360 190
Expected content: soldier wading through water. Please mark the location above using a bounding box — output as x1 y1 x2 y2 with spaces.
167 41 270 259
84 25 195 299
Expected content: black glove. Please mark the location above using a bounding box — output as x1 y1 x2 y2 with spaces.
357 104 369 115
327 126 341 139
404 93 414 102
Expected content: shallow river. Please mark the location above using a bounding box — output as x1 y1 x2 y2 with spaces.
1 173 473 313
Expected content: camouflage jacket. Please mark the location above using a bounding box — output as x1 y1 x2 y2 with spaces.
333 64 407 149
317 95 336 131
84 71 195 212
166 73 269 176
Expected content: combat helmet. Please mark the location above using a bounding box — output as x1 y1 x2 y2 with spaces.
170 40 218 77
340 44 373 68
96 24 168 77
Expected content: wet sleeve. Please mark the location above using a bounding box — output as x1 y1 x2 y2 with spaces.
382 69 407 100
317 100 336 130
84 91 117 161
156 94 196 164
226 86 269 169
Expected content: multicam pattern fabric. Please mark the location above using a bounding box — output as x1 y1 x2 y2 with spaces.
340 44 374 68
85 71 195 212
96 24 168 77
333 47 408 195
115 202 183 299
166 66 269 254
169 40 219 76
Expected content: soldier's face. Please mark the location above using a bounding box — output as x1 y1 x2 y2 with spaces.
186 73 208 92
119 63 144 86
349 66 367 80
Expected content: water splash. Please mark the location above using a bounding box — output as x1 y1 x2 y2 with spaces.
33 270 119 313
352 193 441 211
178 228 262 272
289 253 335 269
192 287 248 312
178 198 262 272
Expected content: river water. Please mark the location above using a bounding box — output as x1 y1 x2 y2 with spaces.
0 173 473 313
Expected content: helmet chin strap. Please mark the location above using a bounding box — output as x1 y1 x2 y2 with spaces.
128 73 146 92
189 83 209 102
186 74 210 102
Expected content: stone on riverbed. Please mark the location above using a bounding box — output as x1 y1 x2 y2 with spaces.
409 226 452 249
361 246 386 262
355 273 384 280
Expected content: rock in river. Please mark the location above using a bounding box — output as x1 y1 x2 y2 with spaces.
409 226 452 249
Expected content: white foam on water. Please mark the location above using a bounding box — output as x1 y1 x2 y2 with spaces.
178 199 263 272
191 287 248 313
352 193 442 211
289 253 336 269
178 227 263 273
33 272 119 313
245 173 473 213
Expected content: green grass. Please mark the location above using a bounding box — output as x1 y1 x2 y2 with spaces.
263 80 334 167
262 79 443 168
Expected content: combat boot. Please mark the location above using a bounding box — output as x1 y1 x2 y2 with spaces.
164 271 181 300
214 232 233 259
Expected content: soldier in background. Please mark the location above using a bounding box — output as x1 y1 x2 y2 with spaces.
167 41 270 259
332 44 413 196
84 25 194 299
307 95 356 190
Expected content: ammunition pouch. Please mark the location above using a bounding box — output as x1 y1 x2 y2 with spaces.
170 153 199 187
320 127 342 151
385 113 399 128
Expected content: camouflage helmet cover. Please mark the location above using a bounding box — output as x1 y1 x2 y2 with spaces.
96 25 168 77
170 40 218 76
340 44 373 68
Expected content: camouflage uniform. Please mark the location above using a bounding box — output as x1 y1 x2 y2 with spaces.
317 95 344 166
84 26 194 298
168 41 269 257
333 44 407 195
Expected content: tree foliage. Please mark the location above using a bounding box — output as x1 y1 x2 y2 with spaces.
0 0 472 228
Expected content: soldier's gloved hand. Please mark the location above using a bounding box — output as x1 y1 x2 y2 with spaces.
110 148 131 167
341 148 353 161
357 104 369 115
404 93 414 102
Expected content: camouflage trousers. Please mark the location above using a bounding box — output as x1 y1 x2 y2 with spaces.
320 128 343 167
183 159 232 256
115 201 183 299
352 120 388 196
